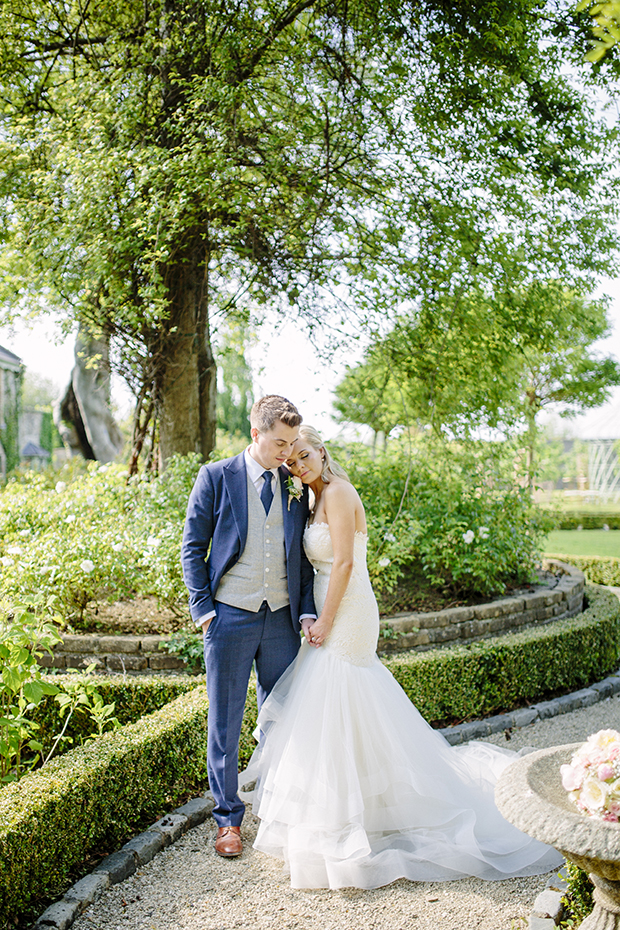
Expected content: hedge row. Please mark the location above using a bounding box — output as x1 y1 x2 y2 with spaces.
33 674 198 755
554 511 620 530
0 686 211 927
545 553 620 587
382 585 620 726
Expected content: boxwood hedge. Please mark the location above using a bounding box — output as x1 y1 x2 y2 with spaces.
383 585 620 725
554 511 620 530
32 673 198 756
0 686 210 927
546 554 620 587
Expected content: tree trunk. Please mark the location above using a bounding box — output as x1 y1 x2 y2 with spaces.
158 251 217 468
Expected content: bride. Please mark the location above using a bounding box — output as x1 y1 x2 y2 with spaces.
242 426 562 890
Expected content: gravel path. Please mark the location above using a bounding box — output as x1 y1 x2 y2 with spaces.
69 694 620 930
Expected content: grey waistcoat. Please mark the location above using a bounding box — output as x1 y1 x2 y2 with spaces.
215 471 289 613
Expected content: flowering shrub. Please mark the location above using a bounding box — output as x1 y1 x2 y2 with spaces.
0 439 549 621
338 438 551 597
561 729 620 822
0 455 202 625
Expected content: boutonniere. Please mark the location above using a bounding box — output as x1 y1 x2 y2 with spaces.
286 475 303 510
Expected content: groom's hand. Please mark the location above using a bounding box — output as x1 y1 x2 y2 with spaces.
301 617 314 643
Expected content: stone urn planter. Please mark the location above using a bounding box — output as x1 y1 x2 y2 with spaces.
495 745 620 930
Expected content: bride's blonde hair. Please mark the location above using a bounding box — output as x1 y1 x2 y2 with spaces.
298 426 350 485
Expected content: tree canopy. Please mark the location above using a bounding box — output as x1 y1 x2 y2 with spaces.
0 0 617 464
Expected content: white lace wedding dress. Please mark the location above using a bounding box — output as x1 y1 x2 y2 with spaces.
242 522 562 889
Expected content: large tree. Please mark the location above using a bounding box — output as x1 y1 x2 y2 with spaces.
0 0 617 465
334 281 620 484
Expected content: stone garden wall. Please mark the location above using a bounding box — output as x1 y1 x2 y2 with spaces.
37 559 585 673
376 559 584 655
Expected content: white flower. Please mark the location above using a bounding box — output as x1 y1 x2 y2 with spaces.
7 546 23 555
86 495 95 506
98 464 108 474
603 524 610 532
478 526 489 539
112 542 123 552
378 557 391 568
462 530 475 544
581 775 609 811
384 532 396 542
65 514 76 524
80 559 95 573
290 475 303 492
0 556 12 567
19 529 30 536
146 536 161 549
55 481 66 493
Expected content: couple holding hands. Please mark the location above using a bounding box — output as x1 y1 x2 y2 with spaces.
181 395 561 890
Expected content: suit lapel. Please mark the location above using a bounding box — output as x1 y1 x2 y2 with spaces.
224 452 248 548
279 466 297 555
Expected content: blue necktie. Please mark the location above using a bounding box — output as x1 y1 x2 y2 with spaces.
260 470 274 513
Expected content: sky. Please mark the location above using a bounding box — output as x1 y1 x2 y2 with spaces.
2 276 620 441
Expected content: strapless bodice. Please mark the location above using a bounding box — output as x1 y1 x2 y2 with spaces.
303 522 379 666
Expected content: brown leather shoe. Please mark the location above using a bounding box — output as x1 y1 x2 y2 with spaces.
215 825 242 857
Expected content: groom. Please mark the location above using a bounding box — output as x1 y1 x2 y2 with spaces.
181 395 316 857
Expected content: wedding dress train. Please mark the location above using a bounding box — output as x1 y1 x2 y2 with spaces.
242 522 562 889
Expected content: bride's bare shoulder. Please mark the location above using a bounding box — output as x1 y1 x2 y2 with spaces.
323 478 361 507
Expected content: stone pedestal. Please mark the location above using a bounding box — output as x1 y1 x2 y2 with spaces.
495 745 620 930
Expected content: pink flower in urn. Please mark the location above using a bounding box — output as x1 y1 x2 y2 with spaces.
598 764 615 781
561 763 585 791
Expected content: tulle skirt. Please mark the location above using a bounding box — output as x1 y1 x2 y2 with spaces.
241 641 562 889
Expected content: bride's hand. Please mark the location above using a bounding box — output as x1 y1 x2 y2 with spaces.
307 615 332 648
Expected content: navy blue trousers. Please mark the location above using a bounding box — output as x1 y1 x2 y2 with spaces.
203 600 300 826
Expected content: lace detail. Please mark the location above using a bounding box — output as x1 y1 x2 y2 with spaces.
304 522 379 667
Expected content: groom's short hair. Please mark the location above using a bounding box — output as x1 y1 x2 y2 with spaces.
251 395 302 432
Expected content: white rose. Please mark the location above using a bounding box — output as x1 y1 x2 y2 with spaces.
581 775 609 811
462 530 475 544
291 475 303 491
55 481 66 493
378 557 391 568
80 559 95 573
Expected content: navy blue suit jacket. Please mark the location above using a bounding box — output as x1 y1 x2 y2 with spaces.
181 451 316 626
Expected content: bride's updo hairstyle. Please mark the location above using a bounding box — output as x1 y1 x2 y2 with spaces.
298 426 351 485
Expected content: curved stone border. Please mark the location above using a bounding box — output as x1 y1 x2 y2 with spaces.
30 661 620 930
33 796 214 930
38 560 585 674
438 667 620 745
377 559 584 654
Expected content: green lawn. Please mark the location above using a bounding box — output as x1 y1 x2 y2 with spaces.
544 530 620 558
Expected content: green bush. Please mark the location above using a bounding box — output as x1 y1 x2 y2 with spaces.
554 511 620 530
546 554 620 587
32 674 198 757
0 456 202 623
382 586 620 725
0 686 210 927
339 439 551 596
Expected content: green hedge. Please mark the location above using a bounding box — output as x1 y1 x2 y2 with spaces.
382 585 620 725
32 674 198 755
554 511 620 530
0 686 210 927
545 554 620 587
